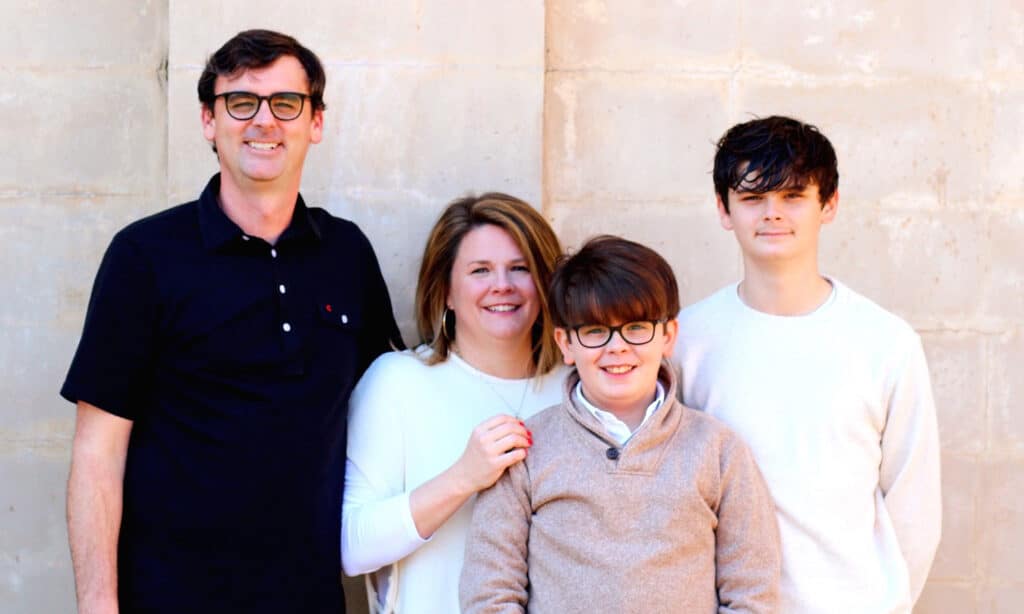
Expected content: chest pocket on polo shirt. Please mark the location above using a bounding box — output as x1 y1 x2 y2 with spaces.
317 300 361 330
313 298 363 377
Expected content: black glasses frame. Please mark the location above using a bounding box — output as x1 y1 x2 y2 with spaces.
213 91 311 121
570 318 667 349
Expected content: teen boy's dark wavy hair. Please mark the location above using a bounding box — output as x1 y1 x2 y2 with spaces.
713 115 839 213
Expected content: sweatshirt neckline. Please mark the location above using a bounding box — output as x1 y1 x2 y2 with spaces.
730 276 840 322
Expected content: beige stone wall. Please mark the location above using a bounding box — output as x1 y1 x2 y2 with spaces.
1 1 168 611
1 1 1020 612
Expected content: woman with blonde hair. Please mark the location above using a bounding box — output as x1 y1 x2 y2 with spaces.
342 193 567 613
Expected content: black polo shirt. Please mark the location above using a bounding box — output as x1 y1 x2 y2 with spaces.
61 174 402 613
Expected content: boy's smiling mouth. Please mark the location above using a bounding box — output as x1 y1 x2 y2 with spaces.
602 365 636 375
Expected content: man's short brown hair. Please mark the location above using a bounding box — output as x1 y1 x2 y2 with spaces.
197 29 326 112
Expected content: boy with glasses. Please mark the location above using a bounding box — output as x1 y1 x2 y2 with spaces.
675 116 941 613
460 235 780 613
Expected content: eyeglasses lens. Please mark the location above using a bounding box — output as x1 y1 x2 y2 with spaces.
269 94 303 119
225 93 258 119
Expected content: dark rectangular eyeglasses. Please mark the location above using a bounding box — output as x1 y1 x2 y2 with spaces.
213 91 310 121
571 319 666 348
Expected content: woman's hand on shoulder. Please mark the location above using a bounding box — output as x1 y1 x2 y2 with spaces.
408 414 533 540
453 415 533 493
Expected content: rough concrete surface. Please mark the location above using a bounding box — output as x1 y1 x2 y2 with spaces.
1 1 1021 612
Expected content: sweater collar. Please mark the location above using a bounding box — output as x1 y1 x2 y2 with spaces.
574 380 666 446
562 359 683 451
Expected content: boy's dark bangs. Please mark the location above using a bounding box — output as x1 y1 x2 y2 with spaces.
732 155 813 194
562 273 662 326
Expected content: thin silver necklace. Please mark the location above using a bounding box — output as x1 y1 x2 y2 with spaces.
481 375 530 418
453 348 532 418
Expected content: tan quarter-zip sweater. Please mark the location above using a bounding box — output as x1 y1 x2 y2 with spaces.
460 364 780 613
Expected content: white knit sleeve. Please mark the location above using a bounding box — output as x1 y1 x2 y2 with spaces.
341 353 430 576
879 333 942 603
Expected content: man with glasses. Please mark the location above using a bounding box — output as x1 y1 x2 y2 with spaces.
61 30 402 613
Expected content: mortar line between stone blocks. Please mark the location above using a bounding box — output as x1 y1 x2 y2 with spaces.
982 335 991 459
172 61 540 72
0 191 152 199
542 66 1000 90
540 0 552 216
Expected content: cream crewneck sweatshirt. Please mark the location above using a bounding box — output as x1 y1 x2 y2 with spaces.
674 279 941 614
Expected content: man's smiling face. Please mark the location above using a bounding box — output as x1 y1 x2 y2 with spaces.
201 55 322 194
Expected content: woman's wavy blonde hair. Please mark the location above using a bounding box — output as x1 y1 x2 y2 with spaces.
415 193 563 377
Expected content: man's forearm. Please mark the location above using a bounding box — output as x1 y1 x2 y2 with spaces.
67 448 123 612
67 403 132 614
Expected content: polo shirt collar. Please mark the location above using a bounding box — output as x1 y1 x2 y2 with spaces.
197 173 322 250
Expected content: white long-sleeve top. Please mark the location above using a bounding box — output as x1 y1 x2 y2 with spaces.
674 279 941 614
342 347 567 614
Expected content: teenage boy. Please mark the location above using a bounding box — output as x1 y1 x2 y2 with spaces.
675 116 941 613
460 235 780 613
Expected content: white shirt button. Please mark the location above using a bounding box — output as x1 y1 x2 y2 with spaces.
241 235 250 241
341 314 349 324
282 322 291 332
279 284 286 294
270 248 278 258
